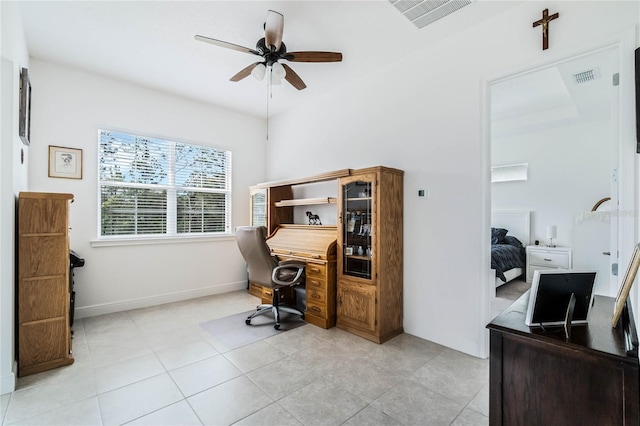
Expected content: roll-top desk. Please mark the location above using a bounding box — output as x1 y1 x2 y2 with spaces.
487 292 639 425
264 224 337 329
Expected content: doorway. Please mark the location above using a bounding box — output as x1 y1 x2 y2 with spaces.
488 45 620 312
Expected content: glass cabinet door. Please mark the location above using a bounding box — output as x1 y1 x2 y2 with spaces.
341 178 373 280
249 187 266 227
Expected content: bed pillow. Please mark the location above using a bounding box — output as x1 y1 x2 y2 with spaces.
491 228 508 245
503 235 523 248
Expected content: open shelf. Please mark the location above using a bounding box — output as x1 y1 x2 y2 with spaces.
274 197 337 207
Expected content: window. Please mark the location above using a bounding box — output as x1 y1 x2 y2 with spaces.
98 129 231 238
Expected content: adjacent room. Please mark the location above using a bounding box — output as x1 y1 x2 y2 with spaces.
2 1 639 425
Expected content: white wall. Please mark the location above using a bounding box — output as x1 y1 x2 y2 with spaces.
266 1 639 357
27 59 266 318
0 1 30 395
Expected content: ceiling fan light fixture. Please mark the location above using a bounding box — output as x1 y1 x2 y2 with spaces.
271 61 286 79
251 63 267 81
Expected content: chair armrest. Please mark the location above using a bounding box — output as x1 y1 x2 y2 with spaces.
272 262 305 286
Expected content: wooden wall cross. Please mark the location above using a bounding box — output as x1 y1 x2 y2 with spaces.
532 8 559 50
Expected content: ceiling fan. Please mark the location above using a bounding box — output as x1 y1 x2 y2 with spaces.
194 10 343 90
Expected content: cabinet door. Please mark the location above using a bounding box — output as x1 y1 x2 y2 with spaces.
249 186 267 227
338 174 376 282
337 281 376 333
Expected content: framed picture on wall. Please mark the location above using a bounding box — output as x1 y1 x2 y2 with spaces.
48 145 83 179
19 67 31 146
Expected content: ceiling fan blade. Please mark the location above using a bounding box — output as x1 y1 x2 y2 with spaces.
194 35 260 56
281 64 307 90
230 62 263 82
285 51 343 63
264 10 284 51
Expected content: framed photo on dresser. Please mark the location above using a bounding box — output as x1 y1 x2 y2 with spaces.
612 243 640 327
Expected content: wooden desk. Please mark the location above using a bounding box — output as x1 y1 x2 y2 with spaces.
487 292 639 425
264 224 337 329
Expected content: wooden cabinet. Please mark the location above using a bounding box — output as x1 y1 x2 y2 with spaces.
487 292 639 425
336 167 403 343
17 192 74 377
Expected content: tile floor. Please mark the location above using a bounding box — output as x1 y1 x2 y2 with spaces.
0 286 526 426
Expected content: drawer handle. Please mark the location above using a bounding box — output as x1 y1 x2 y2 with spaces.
311 255 320 259
309 280 321 287
312 293 321 299
310 268 321 273
310 306 321 313
544 258 552 261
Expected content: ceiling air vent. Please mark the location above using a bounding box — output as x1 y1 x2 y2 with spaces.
389 0 472 29
573 68 601 84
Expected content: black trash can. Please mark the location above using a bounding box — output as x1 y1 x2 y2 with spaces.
69 250 85 326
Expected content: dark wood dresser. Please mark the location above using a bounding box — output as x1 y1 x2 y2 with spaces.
487 292 639 425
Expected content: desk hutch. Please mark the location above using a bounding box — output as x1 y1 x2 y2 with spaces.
247 167 403 343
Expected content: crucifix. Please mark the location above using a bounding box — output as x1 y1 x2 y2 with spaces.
532 8 559 50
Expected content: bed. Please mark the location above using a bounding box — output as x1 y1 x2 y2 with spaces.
491 211 530 288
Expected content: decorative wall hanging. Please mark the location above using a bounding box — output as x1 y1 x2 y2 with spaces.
48 145 83 179
19 67 31 145
532 8 559 50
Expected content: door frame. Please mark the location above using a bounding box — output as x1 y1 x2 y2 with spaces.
479 31 637 359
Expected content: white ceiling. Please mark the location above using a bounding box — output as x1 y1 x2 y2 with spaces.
15 0 518 119
491 47 617 137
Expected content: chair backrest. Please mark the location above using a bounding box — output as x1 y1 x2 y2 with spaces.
235 226 278 288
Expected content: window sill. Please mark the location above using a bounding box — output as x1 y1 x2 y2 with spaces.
90 233 236 248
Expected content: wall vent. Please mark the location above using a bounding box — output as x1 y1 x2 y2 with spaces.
389 0 472 29
573 68 601 84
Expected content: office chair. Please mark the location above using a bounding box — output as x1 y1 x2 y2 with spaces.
235 226 305 329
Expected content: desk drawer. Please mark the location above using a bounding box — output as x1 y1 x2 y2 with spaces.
306 276 327 292
249 282 263 298
306 300 327 318
307 288 326 305
262 287 273 302
306 264 327 280
529 251 569 268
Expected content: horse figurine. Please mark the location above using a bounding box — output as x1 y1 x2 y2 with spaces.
306 211 322 225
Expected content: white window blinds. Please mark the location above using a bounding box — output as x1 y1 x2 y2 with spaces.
98 129 231 237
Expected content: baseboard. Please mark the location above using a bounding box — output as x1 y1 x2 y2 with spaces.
404 324 486 359
0 364 16 395
74 281 247 319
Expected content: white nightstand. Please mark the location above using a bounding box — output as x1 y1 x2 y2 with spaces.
525 245 573 283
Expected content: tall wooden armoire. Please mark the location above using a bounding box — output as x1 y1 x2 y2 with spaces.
17 192 74 377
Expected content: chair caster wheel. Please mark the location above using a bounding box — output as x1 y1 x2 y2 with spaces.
245 318 251 325
274 324 280 330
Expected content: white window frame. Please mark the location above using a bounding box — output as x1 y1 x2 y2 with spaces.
96 129 232 243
